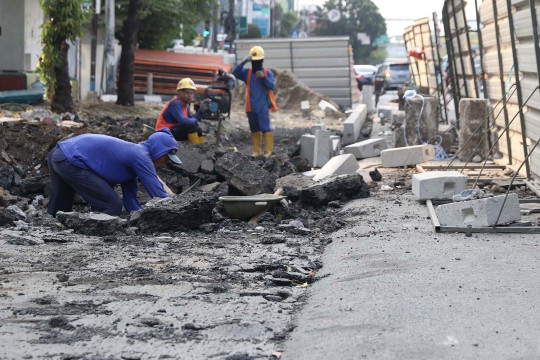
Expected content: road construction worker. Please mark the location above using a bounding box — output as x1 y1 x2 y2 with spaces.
233 46 278 157
47 128 182 217
155 78 209 144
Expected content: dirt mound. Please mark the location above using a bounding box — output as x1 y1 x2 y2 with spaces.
231 68 343 114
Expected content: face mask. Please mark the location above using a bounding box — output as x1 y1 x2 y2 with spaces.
252 60 263 72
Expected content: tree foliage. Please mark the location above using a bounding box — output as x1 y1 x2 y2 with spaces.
240 24 262 39
115 0 214 50
38 0 89 110
274 7 298 38
314 0 386 64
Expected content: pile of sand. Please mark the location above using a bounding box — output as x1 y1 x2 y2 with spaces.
231 68 343 117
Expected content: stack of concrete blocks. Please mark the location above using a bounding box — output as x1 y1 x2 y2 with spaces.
343 104 367 145
301 100 310 118
458 99 489 161
380 144 435 167
361 85 374 113
436 194 521 227
412 171 467 200
300 130 332 168
438 124 458 155
312 154 360 181
344 138 387 159
393 96 439 148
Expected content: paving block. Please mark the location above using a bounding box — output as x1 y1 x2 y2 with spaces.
314 130 332 168
331 135 342 157
310 124 327 135
343 104 367 145
313 154 359 181
411 171 467 200
344 138 387 159
436 194 521 227
380 144 435 167
300 134 315 167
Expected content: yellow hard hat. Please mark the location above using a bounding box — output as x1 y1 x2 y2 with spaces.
176 78 197 91
249 46 265 60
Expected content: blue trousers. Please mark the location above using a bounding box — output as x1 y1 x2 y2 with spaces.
47 146 122 217
247 110 272 133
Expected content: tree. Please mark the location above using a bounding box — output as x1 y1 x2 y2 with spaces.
38 0 89 112
240 24 262 39
116 0 142 106
314 0 387 64
115 0 214 50
278 12 299 38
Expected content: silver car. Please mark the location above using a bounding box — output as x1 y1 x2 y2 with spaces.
375 62 411 91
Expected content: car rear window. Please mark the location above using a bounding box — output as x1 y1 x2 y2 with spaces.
390 64 409 71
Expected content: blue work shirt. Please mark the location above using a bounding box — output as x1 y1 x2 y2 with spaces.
163 99 202 125
57 128 178 213
233 64 275 113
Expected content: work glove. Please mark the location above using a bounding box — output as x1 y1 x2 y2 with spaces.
241 56 252 65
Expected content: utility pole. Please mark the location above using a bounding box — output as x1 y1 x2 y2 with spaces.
90 0 99 99
105 0 116 94
228 0 236 53
212 2 219 52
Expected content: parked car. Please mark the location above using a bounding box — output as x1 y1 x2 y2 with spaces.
354 65 377 91
375 61 411 91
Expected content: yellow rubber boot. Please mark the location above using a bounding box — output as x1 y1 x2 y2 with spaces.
198 135 205 143
251 131 262 157
263 131 274 157
187 132 199 144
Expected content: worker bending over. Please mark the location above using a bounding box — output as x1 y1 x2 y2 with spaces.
233 46 278 157
47 128 182 217
155 78 208 144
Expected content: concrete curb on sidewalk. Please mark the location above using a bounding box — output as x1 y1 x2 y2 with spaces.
101 94 174 103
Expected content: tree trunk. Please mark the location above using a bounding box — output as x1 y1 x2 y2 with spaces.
116 0 142 106
52 39 73 113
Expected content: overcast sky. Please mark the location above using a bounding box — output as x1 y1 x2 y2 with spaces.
296 0 482 36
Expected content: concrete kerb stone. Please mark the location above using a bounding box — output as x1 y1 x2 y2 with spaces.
331 135 342 157
380 144 435 168
412 171 468 200
312 154 360 181
311 124 327 135
343 104 367 145
314 130 332 168
458 98 489 161
300 135 316 167
436 194 521 227
344 138 387 159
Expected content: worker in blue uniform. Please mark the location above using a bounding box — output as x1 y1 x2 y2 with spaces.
233 46 278 158
47 128 182 217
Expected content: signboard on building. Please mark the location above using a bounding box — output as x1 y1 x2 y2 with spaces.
252 3 269 36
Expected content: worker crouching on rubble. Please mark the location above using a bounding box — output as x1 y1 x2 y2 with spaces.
155 78 209 144
233 46 278 158
47 128 182 217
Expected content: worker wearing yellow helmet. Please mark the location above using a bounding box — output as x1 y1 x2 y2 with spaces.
233 45 278 158
155 78 210 144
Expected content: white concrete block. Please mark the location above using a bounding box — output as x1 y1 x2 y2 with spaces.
380 144 435 167
331 135 342 157
301 100 310 110
314 130 332 168
313 154 360 181
344 138 387 159
310 124 327 135
411 171 468 200
302 169 320 178
436 194 521 227
300 135 315 167
343 104 367 145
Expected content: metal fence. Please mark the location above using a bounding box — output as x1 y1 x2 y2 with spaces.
440 0 540 183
